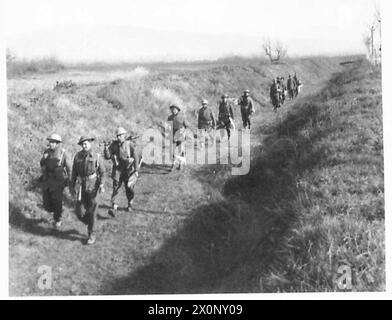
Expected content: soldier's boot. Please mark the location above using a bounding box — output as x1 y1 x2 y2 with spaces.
108 203 118 218
87 232 96 245
53 220 62 229
126 200 134 212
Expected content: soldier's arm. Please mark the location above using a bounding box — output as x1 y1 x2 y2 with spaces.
97 155 106 185
211 111 216 126
40 150 48 167
63 152 73 180
70 158 77 190
130 144 140 172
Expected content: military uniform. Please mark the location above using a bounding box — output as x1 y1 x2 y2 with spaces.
237 94 254 129
218 97 234 138
198 106 216 130
167 106 187 169
104 139 139 208
71 146 105 238
293 74 302 97
280 78 287 104
270 81 281 110
40 144 72 224
287 76 295 100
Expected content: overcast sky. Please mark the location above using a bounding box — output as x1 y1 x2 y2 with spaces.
4 0 383 62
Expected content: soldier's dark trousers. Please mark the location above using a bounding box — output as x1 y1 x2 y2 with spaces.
222 120 232 138
43 187 63 222
241 109 250 129
77 187 99 236
111 171 135 206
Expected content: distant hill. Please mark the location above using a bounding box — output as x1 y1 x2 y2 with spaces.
7 24 365 63
7 25 264 63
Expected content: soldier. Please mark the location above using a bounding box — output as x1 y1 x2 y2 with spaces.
217 93 234 139
293 73 302 97
198 99 216 146
270 79 281 111
40 134 72 229
280 77 287 105
287 75 295 100
237 89 255 129
70 136 105 245
104 127 140 216
167 105 188 170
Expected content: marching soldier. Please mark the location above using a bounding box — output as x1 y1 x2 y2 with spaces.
104 127 140 215
70 136 105 245
270 79 281 111
198 99 216 130
293 73 302 97
40 134 72 229
287 75 295 100
198 99 216 147
167 105 188 170
218 93 234 139
280 77 287 104
237 89 255 130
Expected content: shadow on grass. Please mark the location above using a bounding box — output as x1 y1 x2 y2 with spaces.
9 202 86 243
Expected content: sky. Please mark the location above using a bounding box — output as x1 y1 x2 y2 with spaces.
3 0 383 62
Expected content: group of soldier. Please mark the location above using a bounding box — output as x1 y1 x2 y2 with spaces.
40 79 300 244
40 129 139 245
269 73 302 110
167 89 255 170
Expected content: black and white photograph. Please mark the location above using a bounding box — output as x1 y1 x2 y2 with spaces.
3 0 386 297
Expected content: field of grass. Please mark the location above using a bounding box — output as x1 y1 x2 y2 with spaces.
6 56 65 78
7 55 383 295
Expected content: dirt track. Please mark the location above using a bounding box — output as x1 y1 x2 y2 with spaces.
9 71 324 296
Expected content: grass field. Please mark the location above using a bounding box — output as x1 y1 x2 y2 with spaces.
8 55 384 295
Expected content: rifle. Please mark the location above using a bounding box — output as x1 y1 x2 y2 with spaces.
100 134 141 147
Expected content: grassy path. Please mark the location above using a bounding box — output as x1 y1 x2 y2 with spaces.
9 72 329 296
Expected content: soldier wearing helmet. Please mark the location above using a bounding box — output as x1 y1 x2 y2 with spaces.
198 99 216 147
217 93 234 139
167 105 188 171
40 133 72 229
70 136 106 245
237 89 255 130
270 79 281 111
198 99 216 130
104 127 140 215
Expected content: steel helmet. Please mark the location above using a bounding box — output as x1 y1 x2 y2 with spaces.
221 93 229 99
169 105 181 112
78 136 95 145
115 127 127 136
201 99 209 105
47 133 62 143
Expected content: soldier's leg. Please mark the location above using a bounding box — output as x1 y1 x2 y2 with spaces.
85 191 98 237
52 187 64 223
78 187 89 224
241 110 247 128
42 188 52 213
125 183 135 208
225 123 231 139
111 178 122 208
